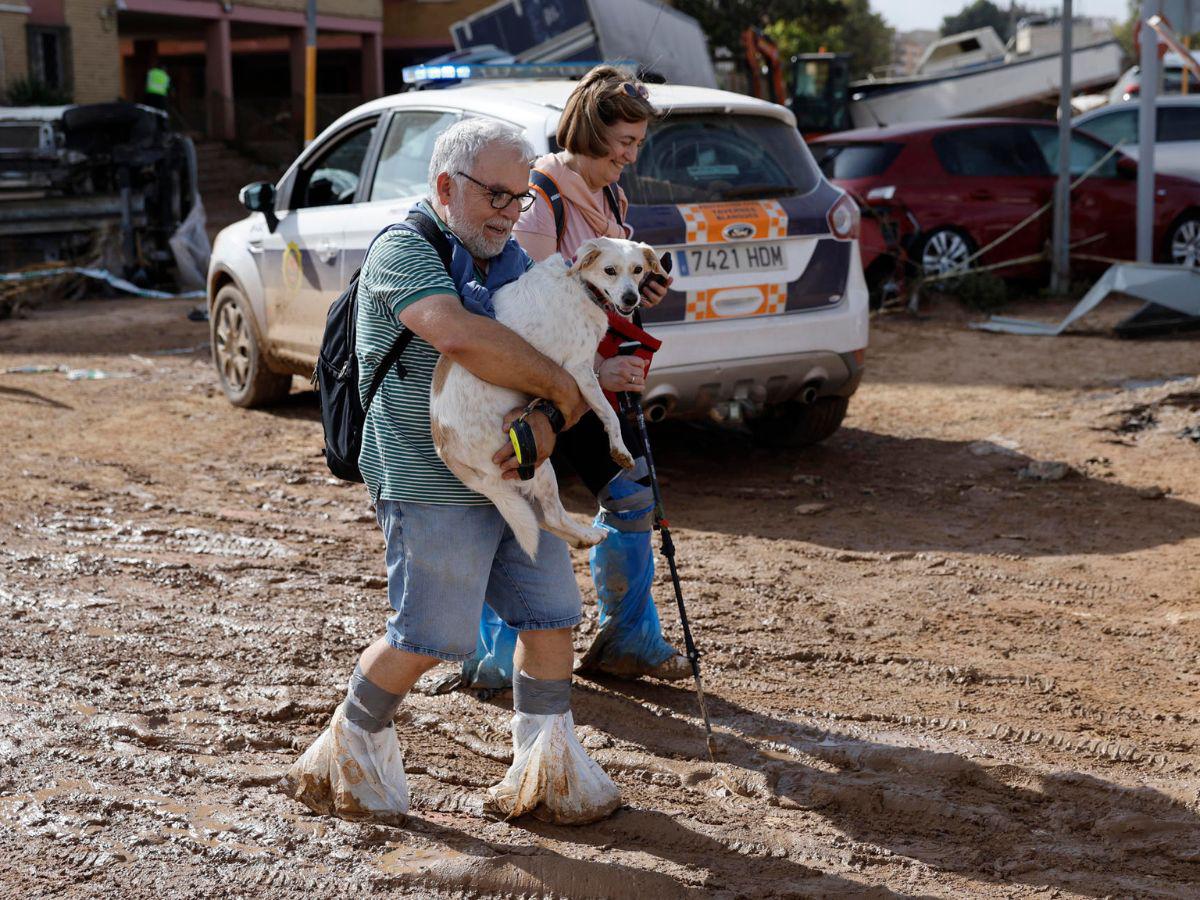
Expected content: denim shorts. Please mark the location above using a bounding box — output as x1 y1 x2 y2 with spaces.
374 499 582 661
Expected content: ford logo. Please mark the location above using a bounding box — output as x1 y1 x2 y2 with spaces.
722 222 755 240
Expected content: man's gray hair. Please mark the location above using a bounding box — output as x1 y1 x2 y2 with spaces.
427 118 534 198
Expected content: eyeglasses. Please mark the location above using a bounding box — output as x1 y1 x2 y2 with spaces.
621 82 649 100
454 171 536 212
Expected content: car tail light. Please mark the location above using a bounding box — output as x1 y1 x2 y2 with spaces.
827 193 860 240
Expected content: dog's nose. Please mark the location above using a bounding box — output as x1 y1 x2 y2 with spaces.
621 290 638 306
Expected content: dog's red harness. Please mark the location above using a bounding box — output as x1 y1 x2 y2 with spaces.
598 310 661 409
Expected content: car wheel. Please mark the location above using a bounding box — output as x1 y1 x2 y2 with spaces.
210 284 291 408
1167 214 1200 268
749 396 850 447
918 227 974 281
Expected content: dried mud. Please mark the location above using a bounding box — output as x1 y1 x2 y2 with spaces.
1 295 1199 898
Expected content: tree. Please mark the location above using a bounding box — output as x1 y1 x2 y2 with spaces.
673 0 842 53
940 0 1031 43
766 0 895 80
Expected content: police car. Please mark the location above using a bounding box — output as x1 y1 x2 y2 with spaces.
208 64 868 444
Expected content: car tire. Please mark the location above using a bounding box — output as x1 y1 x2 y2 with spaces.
210 284 291 408
1165 213 1200 268
749 396 850 447
918 226 975 283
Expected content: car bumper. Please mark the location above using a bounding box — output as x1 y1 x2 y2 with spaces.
641 258 869 420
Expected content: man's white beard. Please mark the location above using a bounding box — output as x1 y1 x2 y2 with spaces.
446 194 511 259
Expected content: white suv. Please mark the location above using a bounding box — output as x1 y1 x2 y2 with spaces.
208 79 869 444
1074 95 1200 184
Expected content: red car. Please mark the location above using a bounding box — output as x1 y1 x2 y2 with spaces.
810 118 1200 283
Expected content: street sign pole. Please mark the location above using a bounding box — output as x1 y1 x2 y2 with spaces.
305 0 317 145
1136 0 1161 263
1050 0 1074 294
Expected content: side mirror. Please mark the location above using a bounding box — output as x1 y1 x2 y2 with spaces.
239 181 278 232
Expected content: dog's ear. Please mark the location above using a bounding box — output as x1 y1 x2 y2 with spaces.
641 245 670 280
569 239 603 275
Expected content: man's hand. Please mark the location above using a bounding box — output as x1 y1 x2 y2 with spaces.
548 380 588 429
596 355 648 394
493 406 558 480
640 275 672 308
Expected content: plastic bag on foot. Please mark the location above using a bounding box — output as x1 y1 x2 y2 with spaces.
486 710 621 824
281 706 409 823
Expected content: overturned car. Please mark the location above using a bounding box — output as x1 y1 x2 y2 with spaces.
0 101 206 289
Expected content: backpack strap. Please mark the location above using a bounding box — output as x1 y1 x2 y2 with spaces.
363 327 414 413
603 183 623 232
357 210 451 415
403 208 454 273
529 169 565 247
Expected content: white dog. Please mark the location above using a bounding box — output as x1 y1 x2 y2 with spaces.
430 236 668 560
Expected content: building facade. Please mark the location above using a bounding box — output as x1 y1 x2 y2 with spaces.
0 0 121 104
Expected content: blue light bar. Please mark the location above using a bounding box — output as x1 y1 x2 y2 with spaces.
402 60 639 85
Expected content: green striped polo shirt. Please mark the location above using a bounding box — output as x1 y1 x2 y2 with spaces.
355 211 490 505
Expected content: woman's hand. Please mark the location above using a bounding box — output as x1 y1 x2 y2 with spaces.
597 355 648 393
639 275 672 308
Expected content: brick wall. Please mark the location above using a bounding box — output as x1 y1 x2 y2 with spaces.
0 11 29 96
383 0 493 42
64 0 118 103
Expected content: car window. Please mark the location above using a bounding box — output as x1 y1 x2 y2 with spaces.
1159 106 1200 142
932 126 1048 177
1031 128 1119 179
293 120 377 210
619 113 821 204
1079 108 1137 147
370 109 460 201
812 142 903 179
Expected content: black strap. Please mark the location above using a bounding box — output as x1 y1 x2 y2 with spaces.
529 170 565 245
358 209 453 415
530 170 624 249
363 328 414 413
602 184 623 231
403 208 454 272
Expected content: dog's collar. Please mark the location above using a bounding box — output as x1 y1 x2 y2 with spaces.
582 280 609 310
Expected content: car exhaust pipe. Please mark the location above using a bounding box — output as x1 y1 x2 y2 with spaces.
799 380 824 405
643 398 671 423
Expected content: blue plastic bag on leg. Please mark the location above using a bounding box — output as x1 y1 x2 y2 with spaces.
577 466 676 676
460 602 519 690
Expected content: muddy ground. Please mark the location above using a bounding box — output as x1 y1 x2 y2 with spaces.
0 293 1198 899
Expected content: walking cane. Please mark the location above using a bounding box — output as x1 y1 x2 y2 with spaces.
616 343 717 761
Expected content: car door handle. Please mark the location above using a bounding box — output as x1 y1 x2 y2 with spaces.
316 241 339 265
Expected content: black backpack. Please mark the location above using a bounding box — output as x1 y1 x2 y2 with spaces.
315 209 453 482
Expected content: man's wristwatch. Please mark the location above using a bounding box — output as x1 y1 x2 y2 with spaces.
524 398 565 434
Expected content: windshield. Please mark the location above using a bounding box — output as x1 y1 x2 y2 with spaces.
619 113 821 205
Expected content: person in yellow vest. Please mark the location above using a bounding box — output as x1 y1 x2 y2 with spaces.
144 65 170 112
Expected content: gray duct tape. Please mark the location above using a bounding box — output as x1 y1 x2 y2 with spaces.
513 670 571 715
342 664 403 732
598 457 654 531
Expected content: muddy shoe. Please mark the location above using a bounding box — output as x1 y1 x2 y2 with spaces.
281 706 408 824
485 710 621 825
647 653 693 681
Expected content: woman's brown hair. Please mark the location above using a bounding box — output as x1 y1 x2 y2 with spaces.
555 65 657 158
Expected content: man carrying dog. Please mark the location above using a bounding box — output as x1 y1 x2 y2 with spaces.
283 118 622 824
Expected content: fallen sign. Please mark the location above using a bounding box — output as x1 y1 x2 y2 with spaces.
970 263 1200 337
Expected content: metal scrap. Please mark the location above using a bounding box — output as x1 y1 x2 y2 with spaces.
971 263 1200 336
